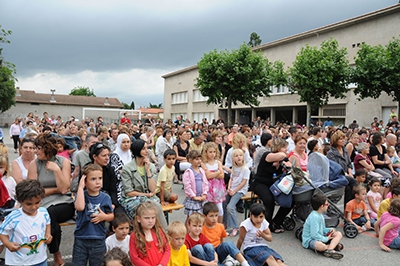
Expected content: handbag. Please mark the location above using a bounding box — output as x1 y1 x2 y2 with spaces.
277 174 294 195
270 174 293 208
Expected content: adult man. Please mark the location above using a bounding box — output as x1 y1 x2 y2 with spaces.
87 121 96 133
385 133 400 170
108 128 119 152
287 126 301 153
228 124 239 145
307 127 322 152
348 120 359 130
120 112 131 125
189 132 205 153
323 117 334 127
387 116 399 131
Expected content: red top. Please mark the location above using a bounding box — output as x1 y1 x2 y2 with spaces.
184 233 211 250
120 117 132 125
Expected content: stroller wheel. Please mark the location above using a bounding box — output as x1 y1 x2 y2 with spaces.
344 223 358 238
295 226 303 241
283 217 296 231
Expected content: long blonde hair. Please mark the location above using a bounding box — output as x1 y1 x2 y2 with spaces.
202 142 220 163
133 201 168 256
231 148 246 169
0 154 10 177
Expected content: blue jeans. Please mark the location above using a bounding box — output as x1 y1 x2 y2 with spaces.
191 243 215 263
32 260 47 266
223 192 244 229
215 241 240 264
72 238 106 266
353 216 376 227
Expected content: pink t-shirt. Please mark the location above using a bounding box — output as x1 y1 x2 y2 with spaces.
380 212 400 246
366 190 382 219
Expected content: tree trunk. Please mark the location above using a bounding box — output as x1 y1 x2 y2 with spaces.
306 102 311 128
227 96 233 126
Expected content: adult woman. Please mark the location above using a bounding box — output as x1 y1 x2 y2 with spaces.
11 138 36 183
346 133 360 162
288 135 308 171
224 133 253 174
10 117 22 153
369 132 398 195
27 133 74 266
326 130 358 206
173 129 191 181
90 142 124 214
210 129 225 161
120 139 167 228
252 138 292 233
156 129 174 168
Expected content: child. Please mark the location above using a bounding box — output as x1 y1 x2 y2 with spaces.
366 177 382 220
302 194 343 259
201 202 250 266
223 149 250 236
102 247 134 266
345 185 373 232
73 164 115 266
237 203 286 266
387 147 400 173
376 198 400 252
201 142 226 223
56 137 76 160
355 169 367 188
0 154 16 207
0 180 52 266
377 187 400 219
105 213 131 254
155 149 179 206
182 150 209 220
129 201 170 265
167 221 190 266
185 212 219 265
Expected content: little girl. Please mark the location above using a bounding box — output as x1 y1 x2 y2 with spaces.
129 201 170 266
366 177 382 220
224 149 250 236
201 142 226 223
236 203 286 266
183 150 209 220
0 154 16 208
56 137 76 159
377 198 400 252
102 247 133 266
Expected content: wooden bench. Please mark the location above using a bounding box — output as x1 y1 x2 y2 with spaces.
162 202 184 224
241 191 259 218
59 219 76 227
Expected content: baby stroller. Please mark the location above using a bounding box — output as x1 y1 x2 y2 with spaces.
281 153 359 239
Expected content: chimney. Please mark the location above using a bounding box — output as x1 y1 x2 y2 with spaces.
50 89 56 102
16 87 21 96
104 97 110 105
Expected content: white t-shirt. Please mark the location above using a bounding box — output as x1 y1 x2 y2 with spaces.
230 166 250 195
105 233 130 254
240 217 269 250
0 207 50 265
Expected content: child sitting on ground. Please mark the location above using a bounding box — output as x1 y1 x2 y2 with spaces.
345 185 373 232
375 198 400 252
0 180 52 266
237 202 286 265
201 202 250 266
105 213 131 254
366 178 382 220
185 212 219 265
102 247 134 266
377 187 400 219
355 169 367 188
155 149 178 206
302 194 343 260
167 221 190 266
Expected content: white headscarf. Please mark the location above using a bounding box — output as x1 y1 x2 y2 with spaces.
114 133 132 165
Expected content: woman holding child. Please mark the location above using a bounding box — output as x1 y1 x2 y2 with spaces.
27 133 74 266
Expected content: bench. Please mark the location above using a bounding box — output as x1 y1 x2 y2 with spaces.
59 219 76 227
241 191 259 218
162 202 184 224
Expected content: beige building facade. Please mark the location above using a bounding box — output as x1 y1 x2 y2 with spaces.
163 4 400 127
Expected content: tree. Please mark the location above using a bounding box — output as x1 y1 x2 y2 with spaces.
352 37 400 109
196 43 286 125
149 103 162 108
130 101 135 110
248 32 262 47
69 86 96 96
0 25 17 113
289 38 351 126
121 102 130 109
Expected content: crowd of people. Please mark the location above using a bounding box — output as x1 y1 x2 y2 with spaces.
1 110 400 265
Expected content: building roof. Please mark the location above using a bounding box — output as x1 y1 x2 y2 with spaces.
15 89 123 108
138 107 164 115
162 3 400 78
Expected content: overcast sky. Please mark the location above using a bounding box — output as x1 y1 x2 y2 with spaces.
0 0 396 108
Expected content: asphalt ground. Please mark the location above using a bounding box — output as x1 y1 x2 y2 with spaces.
1 128 399 266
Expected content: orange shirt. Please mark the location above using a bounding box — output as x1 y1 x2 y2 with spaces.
201 223 227 248
345 199 366 220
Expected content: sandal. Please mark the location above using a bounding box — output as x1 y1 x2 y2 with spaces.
323 249 343 260
334 243 344 251
271 223 284 234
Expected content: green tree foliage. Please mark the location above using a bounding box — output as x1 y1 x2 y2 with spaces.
353 37 400 106
0 25 17 113
196 43 286 125
69 86 96 96
248 32 262 47
130 101 135 110
121 102 130 109
149 103 162 108
289 38 351 125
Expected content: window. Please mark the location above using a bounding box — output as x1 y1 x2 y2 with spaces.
193 112 214 124
193 90 207 102
270 85 289 94
171 92 188 104
323 105 346 116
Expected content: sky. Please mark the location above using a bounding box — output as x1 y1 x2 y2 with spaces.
0 0 397 108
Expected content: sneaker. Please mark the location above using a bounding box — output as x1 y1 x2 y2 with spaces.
223 255 235 266
231 228 239 237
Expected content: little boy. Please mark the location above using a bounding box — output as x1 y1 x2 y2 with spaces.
201 202 250 266
73 164 114 266
387 147 400 173
355 169 367 188
345 185 373 232
155 149 178 205
0 180 52 266
105 213 131 254
167 221 190 266
185 212 219 265
302 194 343 260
